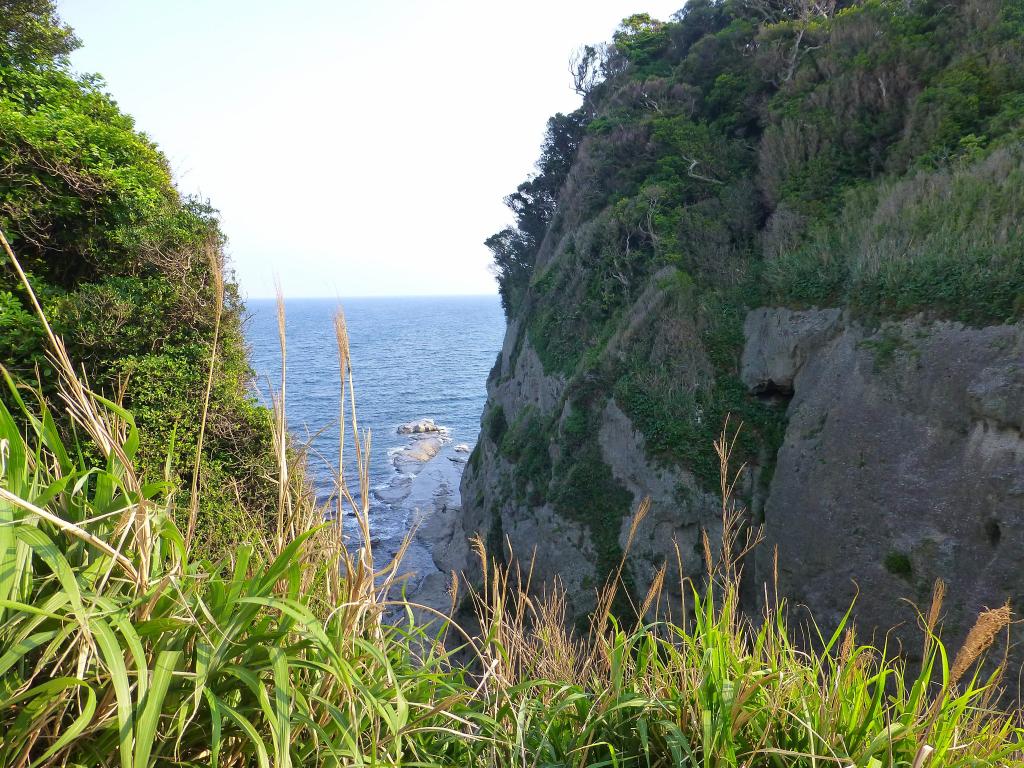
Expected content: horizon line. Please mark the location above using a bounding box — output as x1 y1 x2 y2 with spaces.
243 292 500 301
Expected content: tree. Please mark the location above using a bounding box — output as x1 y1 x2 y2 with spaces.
615 13 665 39
0 0 80 68
569 44 602 97
0 0 280 559
486 227 534 314
610 13 670 71
745 0 837 83
485 110 587 315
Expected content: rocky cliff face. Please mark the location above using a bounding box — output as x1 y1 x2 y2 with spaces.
745 309 1024 663
459 0 1024 673
461 307 1024 661
459 297 733 620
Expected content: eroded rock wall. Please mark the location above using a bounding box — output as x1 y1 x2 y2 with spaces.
459 324 606 616
459 308 728 619
597 399 721 619
744 308 1024 666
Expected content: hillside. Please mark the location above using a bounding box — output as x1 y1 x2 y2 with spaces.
0 2 277 556
459 0 1024 657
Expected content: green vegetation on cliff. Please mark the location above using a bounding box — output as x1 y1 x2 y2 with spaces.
0 1 276 557
480 0 1024 574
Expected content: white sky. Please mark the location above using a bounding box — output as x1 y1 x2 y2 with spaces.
57 1 684 298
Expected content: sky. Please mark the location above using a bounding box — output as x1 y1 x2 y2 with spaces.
57 1 685 299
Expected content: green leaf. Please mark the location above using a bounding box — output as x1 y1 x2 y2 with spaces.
134 649 181 768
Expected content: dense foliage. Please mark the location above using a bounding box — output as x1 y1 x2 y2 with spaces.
0 1 276 557
481 0 1024 577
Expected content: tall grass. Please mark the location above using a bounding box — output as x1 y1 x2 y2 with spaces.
0 227 1021 766
763 145 1024 323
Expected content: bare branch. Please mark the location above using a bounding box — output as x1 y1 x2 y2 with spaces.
569 45 602 97
680 155 724 185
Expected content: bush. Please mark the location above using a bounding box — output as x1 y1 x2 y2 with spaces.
484 403 508 444
764 146 1024 323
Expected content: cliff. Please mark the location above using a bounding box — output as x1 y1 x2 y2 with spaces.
746 309 1023 662
461 0 1024 659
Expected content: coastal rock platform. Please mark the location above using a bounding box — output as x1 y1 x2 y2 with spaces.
370 420 471 622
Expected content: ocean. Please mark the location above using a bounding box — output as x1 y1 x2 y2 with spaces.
244 295 505 550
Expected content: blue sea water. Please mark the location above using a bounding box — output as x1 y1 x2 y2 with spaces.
244 296 505 504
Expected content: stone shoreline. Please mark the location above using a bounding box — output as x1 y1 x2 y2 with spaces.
371 420 471 617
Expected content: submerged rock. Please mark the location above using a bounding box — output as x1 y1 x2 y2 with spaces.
397 436 443 464
373 475 413 505
376 435 473 622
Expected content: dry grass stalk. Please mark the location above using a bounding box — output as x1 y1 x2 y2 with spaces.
640 561 667 620
227 292 424 635
460 417 778 704
950 603 1012 688
466 535 563 686
916 578 947 684
274 283 290 556
185 240 225 551
0 486 135 575
333 309 349 553
323 301 420 634
593 496 650 638
912 744 935 768
839 627 856 666
926 579 947 638
673 538 688 628
924 601 1013 730
713 417 762 591
532 581 586 684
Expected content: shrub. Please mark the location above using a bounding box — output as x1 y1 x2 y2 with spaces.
885 550 914 578
484 403 508 444
765 146 1024 323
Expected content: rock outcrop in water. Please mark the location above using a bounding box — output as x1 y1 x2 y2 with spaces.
458 1 1024 670
398 419 446 435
